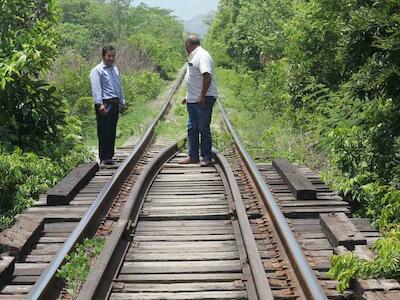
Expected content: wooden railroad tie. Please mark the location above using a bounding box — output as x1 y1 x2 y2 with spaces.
320 213 366 249
47 162 99 205
272 159 317 200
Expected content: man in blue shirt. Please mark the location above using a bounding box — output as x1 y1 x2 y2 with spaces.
90 46 125 165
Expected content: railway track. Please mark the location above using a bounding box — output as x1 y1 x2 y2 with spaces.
73 143 308 300
0 68 399 300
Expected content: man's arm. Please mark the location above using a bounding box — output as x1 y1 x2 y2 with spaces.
90 69 107 115
115 66 125 107
90 69 103 105
199 72 212 109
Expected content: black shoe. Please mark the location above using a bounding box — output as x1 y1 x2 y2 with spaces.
101 159 114 165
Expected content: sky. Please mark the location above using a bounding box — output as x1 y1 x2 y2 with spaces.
133 0 219 21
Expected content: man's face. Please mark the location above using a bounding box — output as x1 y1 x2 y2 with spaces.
103 51 116 66
185 42 194 54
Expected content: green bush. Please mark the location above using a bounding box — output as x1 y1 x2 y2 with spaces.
0 151 63 230
208 0 400 288
0 114 90 230
328 227 400 292
128 33 182 79
0 0 67 151
122 71 163 107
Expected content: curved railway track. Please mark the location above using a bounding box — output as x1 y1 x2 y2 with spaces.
0 68 399 300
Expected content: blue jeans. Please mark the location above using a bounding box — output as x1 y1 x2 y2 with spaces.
187 96 216 161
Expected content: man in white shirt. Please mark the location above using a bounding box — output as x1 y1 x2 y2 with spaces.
179 35 218 167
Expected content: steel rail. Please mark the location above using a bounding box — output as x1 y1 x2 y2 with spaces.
80 145 272 300
214 150 274 300
76 142 180 300
217 100 328 300
27 69 185 300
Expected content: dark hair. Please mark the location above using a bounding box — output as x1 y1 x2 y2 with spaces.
186 35 201 46
102 45 115 56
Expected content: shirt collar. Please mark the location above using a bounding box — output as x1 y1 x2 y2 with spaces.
101 61 114 68
189 46 202 59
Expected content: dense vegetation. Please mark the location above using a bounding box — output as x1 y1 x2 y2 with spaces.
0 0 184 230
206 0 400 288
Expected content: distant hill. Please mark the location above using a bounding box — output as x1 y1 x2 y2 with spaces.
183 11 216 37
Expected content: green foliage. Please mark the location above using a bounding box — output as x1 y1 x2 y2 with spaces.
57 238 105 297
0 0 183 231
211 126 234 153
208 0 400 288
128 33 182 79
0 0 67 151
206 0 292 69
57 0 185 66
155 87 187 141
0 116 90 230
0 150 63 230
50 52 91 109
208 0 400 230
328 228 400 292
51 0 184 147
122 71 163 107
115 73 166 147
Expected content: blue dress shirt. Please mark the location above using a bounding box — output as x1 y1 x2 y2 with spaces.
90 62 125 105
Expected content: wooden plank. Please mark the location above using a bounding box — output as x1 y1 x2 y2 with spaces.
47 161 99 205
13 263 48 276
10 276 39 284
142 205 229 211
24 255 55 263
356 280 400 300
140 212 230 220
109 291 247 299
136 220 231 228
272 159 317 200
144 200 228 206
320 213 366 248
356 279 400 293
132 234 235 242
125 251 239 261
354 245 376 261
1 285 31 294
117 282 245 292
116 273 242 283
0 256 16 285
371 291 398 300
120 260 241 274
0 295 27 299
0 215 44 255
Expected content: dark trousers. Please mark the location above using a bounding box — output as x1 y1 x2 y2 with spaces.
95 102 119 161
187 96 216 161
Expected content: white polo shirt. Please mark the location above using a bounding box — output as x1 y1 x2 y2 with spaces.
185 46 218 103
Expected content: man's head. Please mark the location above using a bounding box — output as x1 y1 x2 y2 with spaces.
102 46 116 66
185 35 200 54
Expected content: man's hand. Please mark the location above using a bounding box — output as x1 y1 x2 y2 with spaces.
99 104 107 116
200 72 211 110
182 98 187 105
119 103 125 114
199 96 206 109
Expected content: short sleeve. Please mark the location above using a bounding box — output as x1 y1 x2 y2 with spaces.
198 55 212 74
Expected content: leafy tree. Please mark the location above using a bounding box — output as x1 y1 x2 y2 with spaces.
0 0 65 151
207 0 400 286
